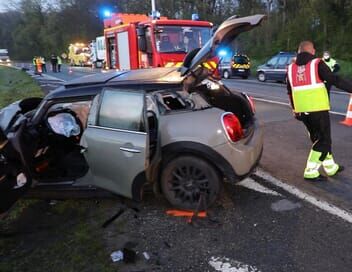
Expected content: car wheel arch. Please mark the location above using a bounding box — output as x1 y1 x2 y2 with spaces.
223 70 230 79
257 71 266 81
157 141 238 184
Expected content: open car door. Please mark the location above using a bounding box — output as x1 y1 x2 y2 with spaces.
76 88 149 200
179 14 266 77
0 98 42 214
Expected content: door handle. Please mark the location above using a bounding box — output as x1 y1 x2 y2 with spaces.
120 147 141 153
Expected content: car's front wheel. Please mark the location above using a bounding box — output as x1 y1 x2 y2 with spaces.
257 72 266 82
161 156 222 210
223 70 230 79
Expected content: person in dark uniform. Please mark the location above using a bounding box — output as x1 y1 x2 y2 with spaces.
50 54 58 72
287 41 352 180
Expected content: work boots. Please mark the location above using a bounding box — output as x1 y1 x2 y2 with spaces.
304 150 343 180
322 153 342 176
304 150 323 180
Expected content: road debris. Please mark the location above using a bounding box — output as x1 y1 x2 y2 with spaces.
142 252 150 260
122 247 136 263
102 207 125 228
110 250 123 262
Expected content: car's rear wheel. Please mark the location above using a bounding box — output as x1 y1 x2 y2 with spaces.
161 156 221 210
242 75 248 79
223 70 230 79
257 72 266 82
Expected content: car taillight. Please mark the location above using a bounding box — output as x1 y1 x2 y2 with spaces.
222 113 244 142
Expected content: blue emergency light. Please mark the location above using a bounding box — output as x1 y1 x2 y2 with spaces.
103 9 112 18
192 14 199 21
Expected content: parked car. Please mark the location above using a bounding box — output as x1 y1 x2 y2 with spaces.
0 49 11 66
219 54 251 79
0 14 265 212
256 52 296 82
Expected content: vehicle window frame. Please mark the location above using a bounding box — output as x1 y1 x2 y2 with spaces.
233 56 249 64
267 56 279 67
95 88 147 133
32 96 94 126
277 56 289 66
46 100 93 129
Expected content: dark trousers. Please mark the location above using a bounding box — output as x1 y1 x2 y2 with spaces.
300 111 331 161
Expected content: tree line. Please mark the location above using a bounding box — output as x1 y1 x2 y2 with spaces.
0 0 351 61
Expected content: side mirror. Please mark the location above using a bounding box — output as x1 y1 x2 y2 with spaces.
137 27 147 52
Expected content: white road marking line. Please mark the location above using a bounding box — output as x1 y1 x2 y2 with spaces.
253 97 346 116
237 178 282 196
209 257 261 272
255 169 352 224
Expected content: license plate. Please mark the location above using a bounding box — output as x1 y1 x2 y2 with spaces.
238 69 245 72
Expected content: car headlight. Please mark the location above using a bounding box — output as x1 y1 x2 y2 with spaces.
0 59 3 63
6 59 10 62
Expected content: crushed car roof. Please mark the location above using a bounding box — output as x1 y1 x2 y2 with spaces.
64 67 184 88
46 68 184 100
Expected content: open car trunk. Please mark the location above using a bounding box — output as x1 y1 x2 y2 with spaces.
192 82 254 129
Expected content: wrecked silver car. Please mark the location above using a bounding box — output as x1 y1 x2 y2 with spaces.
0 15 265 212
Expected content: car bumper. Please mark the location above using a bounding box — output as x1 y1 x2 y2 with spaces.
213 119 263 179
232 68 250 76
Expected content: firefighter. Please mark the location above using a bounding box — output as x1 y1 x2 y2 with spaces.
287 41 352 181
35 57 43 75
32 56 37 73
40 56 47 73
322 51 340 73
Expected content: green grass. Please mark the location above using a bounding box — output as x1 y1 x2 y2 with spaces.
0 66 43 108
0 200 116 272
249 57 266 76
337 59 352 78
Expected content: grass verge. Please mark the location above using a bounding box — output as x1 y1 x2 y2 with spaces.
0 66 43 108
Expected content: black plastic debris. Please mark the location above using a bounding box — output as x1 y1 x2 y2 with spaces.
102 207 125 228
122 247 136 263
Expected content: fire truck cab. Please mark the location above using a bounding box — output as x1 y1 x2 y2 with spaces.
104 13 213 70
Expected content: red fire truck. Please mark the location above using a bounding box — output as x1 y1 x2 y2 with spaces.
103 13 214 70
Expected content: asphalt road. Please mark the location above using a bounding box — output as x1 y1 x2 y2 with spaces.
4 64 352 271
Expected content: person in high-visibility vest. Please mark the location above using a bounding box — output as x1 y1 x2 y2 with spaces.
287 41 352 180
40 56 47 73
322 51 340 73
32 56 37 73
35 57 43 74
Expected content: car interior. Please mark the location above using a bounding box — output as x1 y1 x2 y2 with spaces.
28 101 91 183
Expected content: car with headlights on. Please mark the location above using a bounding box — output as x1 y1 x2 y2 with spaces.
0 15 265 212
0 49 11 66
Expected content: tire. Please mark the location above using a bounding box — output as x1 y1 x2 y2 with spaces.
223 70 230 79
257 72 266 82
161 156 222 210
242 75 248 79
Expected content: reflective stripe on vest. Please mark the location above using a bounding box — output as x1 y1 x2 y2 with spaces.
288 58 330 113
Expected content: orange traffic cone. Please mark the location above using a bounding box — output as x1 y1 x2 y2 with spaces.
340 95 352 127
